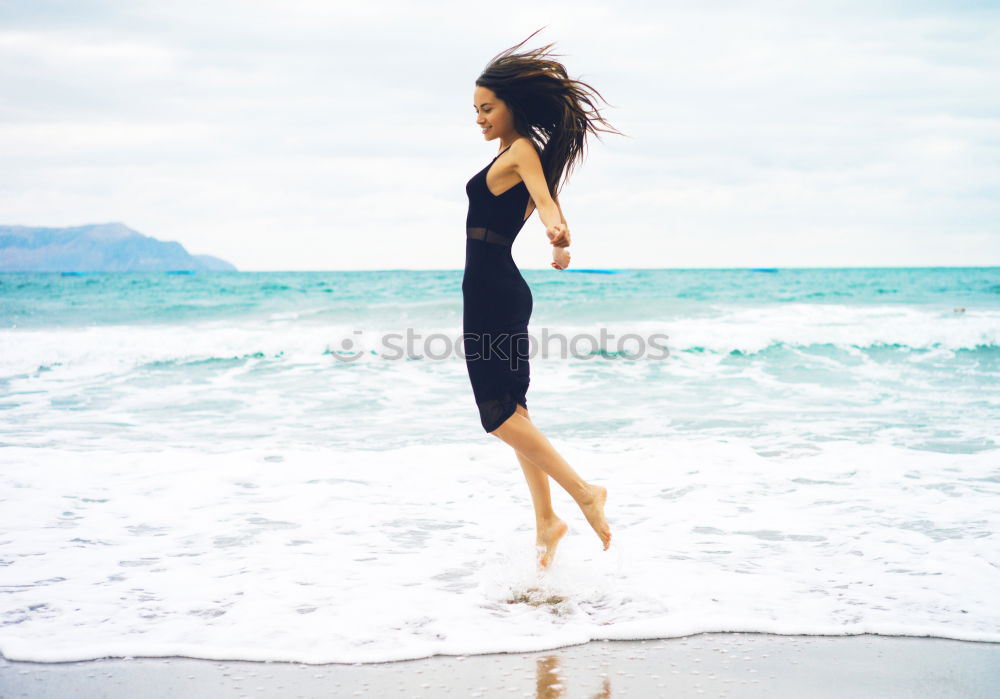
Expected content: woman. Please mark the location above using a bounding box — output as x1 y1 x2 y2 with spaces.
462 29 625 568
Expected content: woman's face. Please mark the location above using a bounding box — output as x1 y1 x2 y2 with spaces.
473 85 513 143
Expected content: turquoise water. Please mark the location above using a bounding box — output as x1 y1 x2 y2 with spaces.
3 267 998 328
1 267 996 451
0 266 998 663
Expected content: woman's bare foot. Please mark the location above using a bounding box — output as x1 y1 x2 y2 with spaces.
578 484 611 550
535 517 568 568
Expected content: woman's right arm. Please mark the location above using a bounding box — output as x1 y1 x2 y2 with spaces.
547 193 571 248
511 139 570 248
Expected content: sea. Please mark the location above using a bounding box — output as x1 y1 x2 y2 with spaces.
0 266 997 664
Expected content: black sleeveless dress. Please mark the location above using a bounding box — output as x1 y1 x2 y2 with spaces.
462 143 534 433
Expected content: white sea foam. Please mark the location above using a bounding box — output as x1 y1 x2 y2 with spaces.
1 303 996 380
0 439 996 664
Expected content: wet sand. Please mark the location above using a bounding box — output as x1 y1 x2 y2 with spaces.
2 632 998 698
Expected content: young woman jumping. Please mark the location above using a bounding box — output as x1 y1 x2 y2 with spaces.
462 28 625 568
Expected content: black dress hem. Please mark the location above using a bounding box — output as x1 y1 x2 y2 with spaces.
478 391 528 433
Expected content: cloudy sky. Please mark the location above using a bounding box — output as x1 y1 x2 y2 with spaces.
1 0 997 270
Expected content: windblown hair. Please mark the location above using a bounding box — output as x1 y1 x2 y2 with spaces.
476 27 626 200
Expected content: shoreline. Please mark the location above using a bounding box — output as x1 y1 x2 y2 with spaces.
2 632 998 698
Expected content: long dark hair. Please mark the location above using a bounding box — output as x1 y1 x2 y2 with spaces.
476 27 627 200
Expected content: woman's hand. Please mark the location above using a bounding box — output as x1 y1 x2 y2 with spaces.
551 246 571 270
547 223 571 248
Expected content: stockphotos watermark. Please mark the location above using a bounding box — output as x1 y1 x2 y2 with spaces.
325 327 670 366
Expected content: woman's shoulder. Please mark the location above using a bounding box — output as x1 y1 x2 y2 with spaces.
511 137 540 154
509 137 542 167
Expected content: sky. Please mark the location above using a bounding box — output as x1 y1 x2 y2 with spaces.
1 0 998 270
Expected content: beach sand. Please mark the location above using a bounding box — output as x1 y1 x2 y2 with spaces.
2 632 997 698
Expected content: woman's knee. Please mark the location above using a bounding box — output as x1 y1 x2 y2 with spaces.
489 404 531 440
490 409 531 443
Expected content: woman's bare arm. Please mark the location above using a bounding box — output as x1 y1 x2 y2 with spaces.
511 140 571 248
549 191 571 269
553 193 567 227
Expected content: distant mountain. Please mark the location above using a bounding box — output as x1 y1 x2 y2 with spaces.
0 222 237 272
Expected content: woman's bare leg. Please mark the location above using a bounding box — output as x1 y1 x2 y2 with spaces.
512 404 568 567
493 407 611 550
